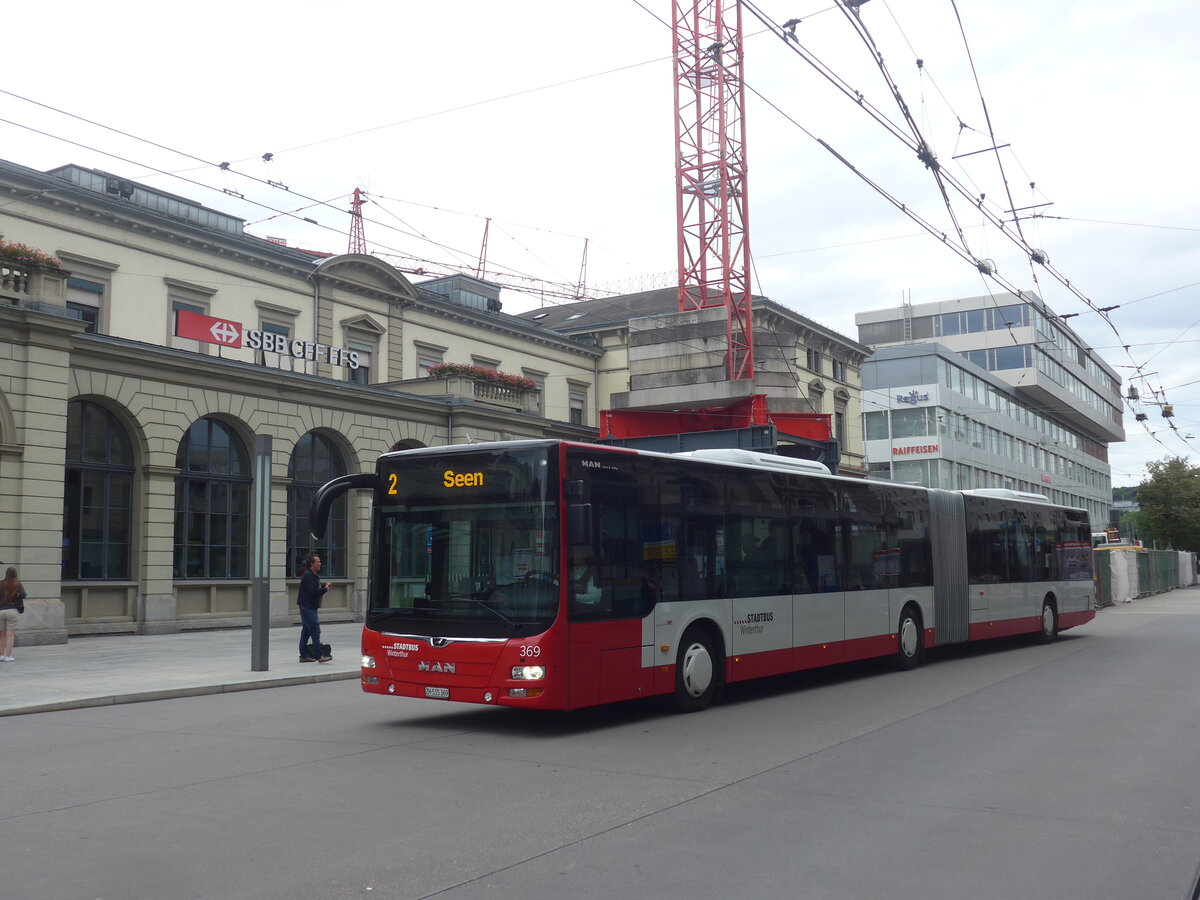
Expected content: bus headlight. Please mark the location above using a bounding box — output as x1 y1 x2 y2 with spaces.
362 655 376 669
511 665 546 680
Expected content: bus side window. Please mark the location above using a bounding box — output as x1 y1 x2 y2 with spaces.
791 514 837 593
678 553 704 600
573 457 668 620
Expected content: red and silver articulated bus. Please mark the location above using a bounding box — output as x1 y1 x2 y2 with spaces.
310 440 1095 713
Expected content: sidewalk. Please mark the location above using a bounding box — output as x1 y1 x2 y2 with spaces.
0 621 363 717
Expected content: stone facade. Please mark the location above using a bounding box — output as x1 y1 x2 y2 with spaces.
1 302 595 644
0 159 599 644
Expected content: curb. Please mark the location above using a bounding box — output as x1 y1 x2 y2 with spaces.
0 669 360 718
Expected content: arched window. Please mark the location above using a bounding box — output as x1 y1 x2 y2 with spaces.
174 418 250 578
63 400 134 580
288 432 348 578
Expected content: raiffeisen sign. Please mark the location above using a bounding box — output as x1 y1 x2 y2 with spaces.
175 309 360 370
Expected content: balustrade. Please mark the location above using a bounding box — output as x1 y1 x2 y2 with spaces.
0 261 33 299
1 261 68 306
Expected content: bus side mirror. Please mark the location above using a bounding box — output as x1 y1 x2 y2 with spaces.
309 473 376 540
568 503 592 545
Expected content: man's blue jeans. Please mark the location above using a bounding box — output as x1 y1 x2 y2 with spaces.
299 607 321 659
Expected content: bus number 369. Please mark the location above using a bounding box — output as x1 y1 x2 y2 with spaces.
519 645 542 658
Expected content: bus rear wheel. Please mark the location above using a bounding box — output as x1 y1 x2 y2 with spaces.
895 605 923 670
1037 599 1058 644
674 626 719 713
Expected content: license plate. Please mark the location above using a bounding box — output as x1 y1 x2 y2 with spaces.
424 686 450 700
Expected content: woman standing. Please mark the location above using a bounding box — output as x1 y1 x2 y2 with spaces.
0 566 26 662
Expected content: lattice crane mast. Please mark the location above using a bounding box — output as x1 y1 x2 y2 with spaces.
673 0 753 380
600 1 833 459
348 187 368 255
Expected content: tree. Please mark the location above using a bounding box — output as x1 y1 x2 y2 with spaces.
1119 509 1150 546
1137 457 1200 552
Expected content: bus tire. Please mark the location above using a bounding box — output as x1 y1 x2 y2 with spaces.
1037 598 1058 644
674 625 719 713
895 604 923 670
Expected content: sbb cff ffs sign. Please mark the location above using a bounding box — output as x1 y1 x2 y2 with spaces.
174 310 360 369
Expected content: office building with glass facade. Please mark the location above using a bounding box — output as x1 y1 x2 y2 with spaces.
856 293 1123 529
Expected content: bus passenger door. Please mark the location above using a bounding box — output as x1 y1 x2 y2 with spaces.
840 490 892 662
793 583 846 669
967 505 1011 636
791 512 845 669
566 577 653 707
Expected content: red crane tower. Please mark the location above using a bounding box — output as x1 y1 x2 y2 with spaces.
600 1 833 466
673 0 753 380
348 188 368 255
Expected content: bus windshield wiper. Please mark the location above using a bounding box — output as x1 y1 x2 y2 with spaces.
471 597 519 630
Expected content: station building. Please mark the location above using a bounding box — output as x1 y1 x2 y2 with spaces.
855 294 1123 529
1 158 612 644
1 158 869 644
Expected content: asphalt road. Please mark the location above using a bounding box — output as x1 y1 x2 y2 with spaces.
4 596 1200 900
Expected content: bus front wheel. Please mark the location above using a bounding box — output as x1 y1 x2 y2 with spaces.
674 626 719 713
895 605 923 670
1037 599 1058 644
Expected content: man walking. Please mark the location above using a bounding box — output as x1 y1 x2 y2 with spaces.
298 552 331 662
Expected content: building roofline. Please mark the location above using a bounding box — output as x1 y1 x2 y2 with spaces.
854 291 1121 382
0 158 323 271
513 287 869 354
411 291 604 359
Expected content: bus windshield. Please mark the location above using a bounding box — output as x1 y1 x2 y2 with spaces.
366 445 559 638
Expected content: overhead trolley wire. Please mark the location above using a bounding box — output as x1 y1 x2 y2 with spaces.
947 0 1029 247
835 0 974 257
0 94 718 350
0 94 593 299
742 4 1103 322
644 1 1149 437
734 0 1189 451
4 18 1193 454
0 88 568 278
0 96 723 353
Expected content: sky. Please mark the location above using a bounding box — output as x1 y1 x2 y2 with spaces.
3 0 1197 486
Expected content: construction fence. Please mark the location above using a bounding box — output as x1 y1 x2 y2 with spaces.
1095 547 1199 606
